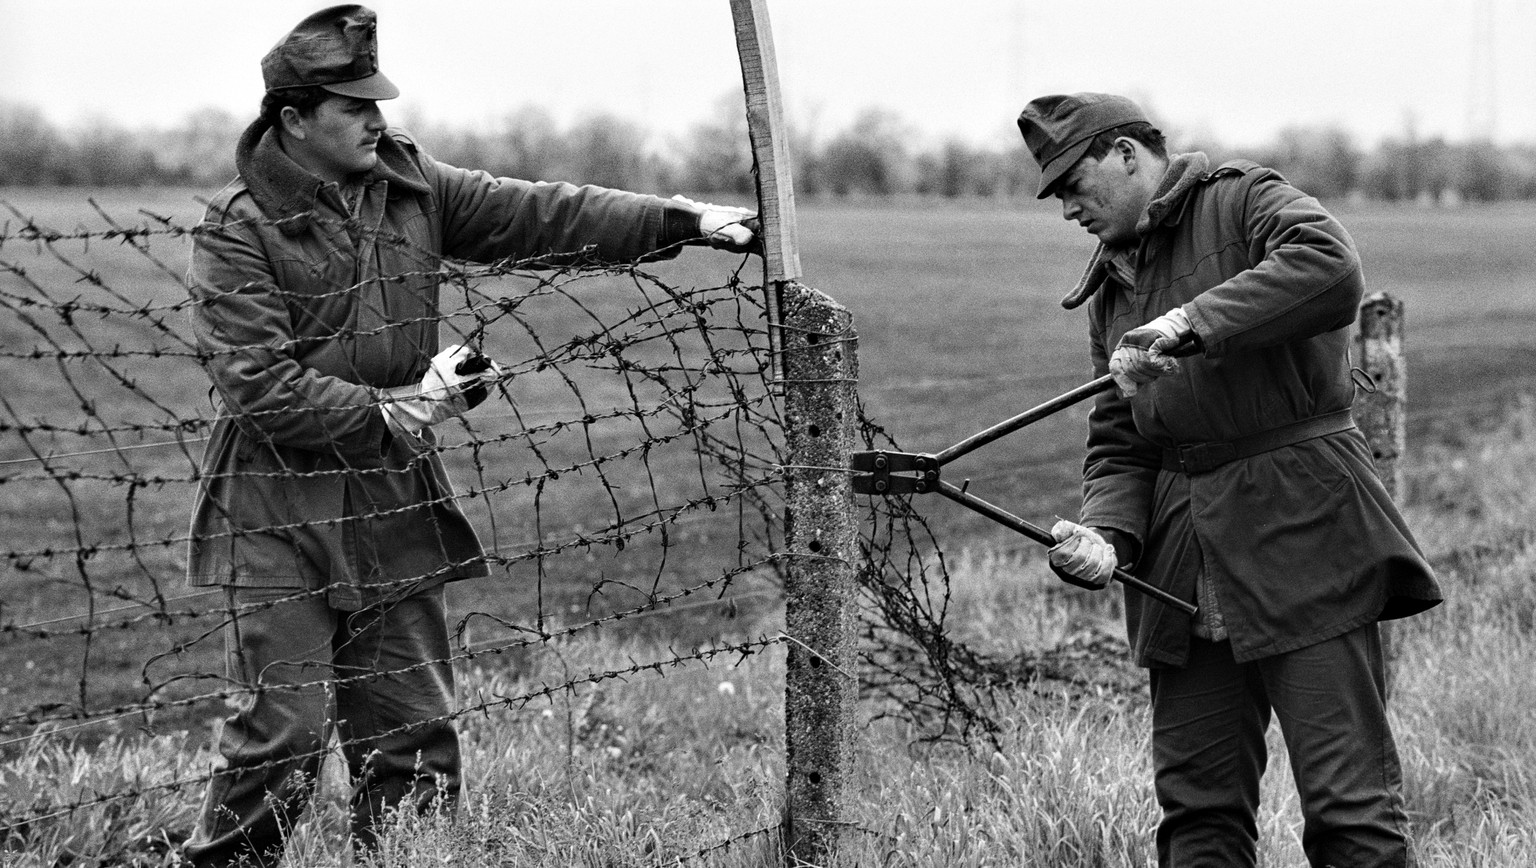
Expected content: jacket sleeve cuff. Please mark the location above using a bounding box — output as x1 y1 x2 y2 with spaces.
336 390 396 464
1182 301 1218 358
1090 524 1143 570
660 201 703 247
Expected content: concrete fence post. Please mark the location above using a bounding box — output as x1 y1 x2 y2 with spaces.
730 3 859 859
779 280 859 865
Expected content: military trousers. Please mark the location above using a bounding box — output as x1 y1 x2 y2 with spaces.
1149 625 1413 868
183 584 461 867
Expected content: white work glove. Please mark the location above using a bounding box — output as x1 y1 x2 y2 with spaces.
1109 307 1193 396
380 344 503 441
670 194 759 253
1048 519 1117 590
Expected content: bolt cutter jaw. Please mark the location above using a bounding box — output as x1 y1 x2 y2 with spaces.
849 450 941 495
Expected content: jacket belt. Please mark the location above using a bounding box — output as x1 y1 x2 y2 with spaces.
1162 409 1357 475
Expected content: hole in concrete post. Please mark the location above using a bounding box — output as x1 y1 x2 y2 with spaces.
808 770 822 785
809 655 822 669
808 424 821 437
808 539 822 553
807 332 821 345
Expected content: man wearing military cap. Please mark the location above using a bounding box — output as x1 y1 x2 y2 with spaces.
181 6 758 865
1019 92 1441 866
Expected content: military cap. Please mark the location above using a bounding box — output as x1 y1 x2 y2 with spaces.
1018 93 1149 199
262 4 400 99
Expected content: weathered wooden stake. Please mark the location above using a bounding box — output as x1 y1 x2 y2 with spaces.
1354 291 1405 692
777 283 859 864
1354 292 1406 497
732 0 801 382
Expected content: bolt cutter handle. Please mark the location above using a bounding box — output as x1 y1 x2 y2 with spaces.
932 479 1196 616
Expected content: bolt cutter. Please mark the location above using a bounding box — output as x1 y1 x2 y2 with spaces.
851 344 1199 617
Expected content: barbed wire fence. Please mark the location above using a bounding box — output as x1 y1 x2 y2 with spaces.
0 195 1105 864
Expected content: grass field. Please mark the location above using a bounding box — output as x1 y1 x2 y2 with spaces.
4 403 1536 866
3 188 1536 865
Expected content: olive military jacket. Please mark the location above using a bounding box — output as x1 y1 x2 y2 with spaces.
187 121 680 608
1073 154 1442 666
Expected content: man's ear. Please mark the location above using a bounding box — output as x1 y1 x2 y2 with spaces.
1114 137 1138 174
278 105 307 140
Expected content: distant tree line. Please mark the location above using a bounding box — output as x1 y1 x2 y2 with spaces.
5 97 1536 204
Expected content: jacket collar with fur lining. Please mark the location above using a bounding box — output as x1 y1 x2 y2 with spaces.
1058 151 1212 309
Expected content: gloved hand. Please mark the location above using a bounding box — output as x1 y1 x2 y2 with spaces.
380 344 504 441
1048 519 1118 590
1109 306 1193 396
670 194 760 253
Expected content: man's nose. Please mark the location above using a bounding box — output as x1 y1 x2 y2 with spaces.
365 107 388 131
1060 198 1081 220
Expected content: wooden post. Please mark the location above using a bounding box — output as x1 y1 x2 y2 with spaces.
1354 291 1405 693
731 2 859 863
1354 292 1406 496
732 0 801 381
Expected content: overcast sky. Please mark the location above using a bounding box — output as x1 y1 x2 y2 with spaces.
3 0 1533 150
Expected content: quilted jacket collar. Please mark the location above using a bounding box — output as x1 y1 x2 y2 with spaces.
234 118 432 235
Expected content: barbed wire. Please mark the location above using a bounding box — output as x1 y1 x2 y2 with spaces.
0 197 1112 863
